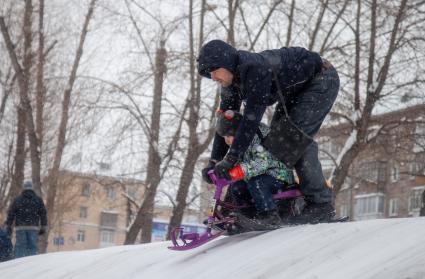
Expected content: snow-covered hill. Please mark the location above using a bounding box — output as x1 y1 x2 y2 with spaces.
1 218 425 279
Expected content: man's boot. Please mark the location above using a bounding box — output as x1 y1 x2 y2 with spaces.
289 201 335 225
255 210 282 227
235 210 282 231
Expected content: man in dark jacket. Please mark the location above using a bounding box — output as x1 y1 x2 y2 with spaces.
198 40 340 225
6 181 47 258
420 190 425 217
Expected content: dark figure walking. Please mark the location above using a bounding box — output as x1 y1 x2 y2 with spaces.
0 226 13 262
5 181 47 258
198 40 339 224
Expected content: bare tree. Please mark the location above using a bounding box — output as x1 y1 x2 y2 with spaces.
35 0 45 152
0 66 21 206
166 0 218 239
329 0 425 193
10 106 26 201
124 42 168 244
285 0 296 47
165 0 288 238
118 0 189 244
41 0 98 253
1 0 43 196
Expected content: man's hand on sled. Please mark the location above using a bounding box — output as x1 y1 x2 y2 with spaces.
214 155 238 180
201 160 216 184
39 226 46 235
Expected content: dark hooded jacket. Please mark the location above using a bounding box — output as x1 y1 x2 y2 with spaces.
198 40 322 161
6 190 47 229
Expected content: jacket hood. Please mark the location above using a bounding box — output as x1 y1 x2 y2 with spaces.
22 189 36 198
197 40 238 78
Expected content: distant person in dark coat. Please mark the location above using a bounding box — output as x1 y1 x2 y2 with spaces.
5 181 47 258
0 226 13 262
420 190 425 217
197 40 339 224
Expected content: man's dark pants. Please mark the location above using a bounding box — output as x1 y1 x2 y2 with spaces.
280 67 340 204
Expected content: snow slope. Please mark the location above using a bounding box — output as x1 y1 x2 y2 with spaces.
1 218 425 279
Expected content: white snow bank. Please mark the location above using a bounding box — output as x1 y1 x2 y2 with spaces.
1 218 425 279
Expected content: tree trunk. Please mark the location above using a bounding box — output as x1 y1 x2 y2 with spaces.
22 0 43 197
10 107 27 201
36 0 45 151
165 0 217 239
309 0 329 51
166 149 200 239
227 0 238 46
331 0 408 194
354 0 361 110
0 0 44 197
125 43 167 244
285 0 296 47
40 0 97 253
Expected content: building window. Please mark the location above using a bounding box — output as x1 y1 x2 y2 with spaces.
100 230 115 244
81 183 91 197
128 212 136 225
100 212 118 229
98 162 111 171
77 230 85 242
355 193 384 220
339 204 349 218
319 137 340 156
106 187 115 199
408 187 425 213
391 165 399 182
388 199 398 217
409 163 416 180
360 162 387 183
412 152 425 176
79 206 88 218
413 122 425 152
126 186 136 199
71 153 82 166
318 137 340 170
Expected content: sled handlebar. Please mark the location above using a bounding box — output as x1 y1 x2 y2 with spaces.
208 170 232 188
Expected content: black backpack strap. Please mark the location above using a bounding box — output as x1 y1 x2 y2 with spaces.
256 127 265 141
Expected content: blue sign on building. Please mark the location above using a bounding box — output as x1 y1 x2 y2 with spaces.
152 221 205 241
53 236 64 246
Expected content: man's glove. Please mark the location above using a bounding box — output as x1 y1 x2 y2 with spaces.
214 155 238 180
39 227 46 235
201 160 216 184
6 226 12 236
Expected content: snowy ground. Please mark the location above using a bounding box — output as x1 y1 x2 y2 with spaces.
1 218 425 279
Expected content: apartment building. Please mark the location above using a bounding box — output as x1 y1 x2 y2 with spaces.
46 170 144 252
316 105 425 220
47 170 204 252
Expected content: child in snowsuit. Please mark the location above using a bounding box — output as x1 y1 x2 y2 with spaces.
214 110 294 227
